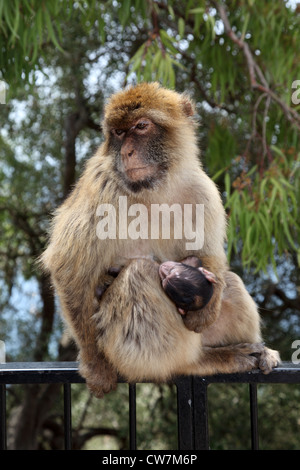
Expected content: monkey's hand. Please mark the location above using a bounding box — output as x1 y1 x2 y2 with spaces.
78 351 118 398
95 268 123 303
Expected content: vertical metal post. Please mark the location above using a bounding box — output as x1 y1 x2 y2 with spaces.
175 376 194 450
64 383 72 450
129 384 136 450
193 377 209 450
0 384 6 450
249 383 259 450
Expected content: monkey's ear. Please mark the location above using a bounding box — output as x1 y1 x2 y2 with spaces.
180 95 195 117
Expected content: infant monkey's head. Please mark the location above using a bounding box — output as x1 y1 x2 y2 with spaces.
159 261 216 315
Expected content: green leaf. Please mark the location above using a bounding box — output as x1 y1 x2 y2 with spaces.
11 0 20 40
44 8 64 53
241 12 250 41
212 166 227 182
168 5 175 20
224 172 231 197
206 14 216 41
297 249 300 267
189 7 205 14
119 0 131 27
178 17 185 38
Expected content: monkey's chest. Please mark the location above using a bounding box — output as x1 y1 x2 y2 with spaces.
114 238 191 265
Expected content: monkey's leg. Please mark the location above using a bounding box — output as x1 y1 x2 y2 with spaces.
199 271 280 374
183 342 280 376
50 272 118 399
186 343 263 375
187 343 279 375
78 350 118 398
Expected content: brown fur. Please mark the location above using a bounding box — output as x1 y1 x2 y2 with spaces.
41 83 280 397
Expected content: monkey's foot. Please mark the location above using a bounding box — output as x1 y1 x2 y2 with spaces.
232 343 280 374
79 353 118 399
258 346 281 374
199 342 265 375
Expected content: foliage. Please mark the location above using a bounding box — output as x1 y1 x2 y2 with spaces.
1 0 300 272
208 383 300 450
224 148 300 272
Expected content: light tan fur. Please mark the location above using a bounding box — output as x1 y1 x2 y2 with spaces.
41 83 280 397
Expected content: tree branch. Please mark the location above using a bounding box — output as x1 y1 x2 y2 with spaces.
214 2 300 130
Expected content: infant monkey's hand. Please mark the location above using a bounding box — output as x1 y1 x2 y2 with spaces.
159 259 217 315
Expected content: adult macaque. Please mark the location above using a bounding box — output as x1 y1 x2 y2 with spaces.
41 82 280 397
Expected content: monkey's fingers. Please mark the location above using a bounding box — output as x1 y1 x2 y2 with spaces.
107 266 122 277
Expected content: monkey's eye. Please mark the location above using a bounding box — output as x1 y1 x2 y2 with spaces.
136 121 148 130
114 129 125 137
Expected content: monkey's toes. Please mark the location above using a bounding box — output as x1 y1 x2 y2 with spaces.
87 379 118 399
258 347 281 374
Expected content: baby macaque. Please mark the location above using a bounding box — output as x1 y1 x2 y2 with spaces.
96 256 216 317
159 259 217 315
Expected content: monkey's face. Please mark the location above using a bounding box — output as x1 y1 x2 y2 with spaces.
103 82 197 193
109 117 169 193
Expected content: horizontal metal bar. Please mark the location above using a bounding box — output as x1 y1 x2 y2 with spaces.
0 361 299 385
0 362 84 384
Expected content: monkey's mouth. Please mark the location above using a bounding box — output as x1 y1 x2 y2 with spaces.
125 165 155 182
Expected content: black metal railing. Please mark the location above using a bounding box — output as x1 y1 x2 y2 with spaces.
0 362 299 450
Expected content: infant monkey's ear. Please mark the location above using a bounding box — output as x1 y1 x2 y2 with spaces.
159 261 216 315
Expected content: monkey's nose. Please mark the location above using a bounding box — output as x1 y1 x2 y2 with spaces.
128 149 134 157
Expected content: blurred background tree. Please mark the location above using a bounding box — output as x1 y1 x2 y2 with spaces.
0 0 299 450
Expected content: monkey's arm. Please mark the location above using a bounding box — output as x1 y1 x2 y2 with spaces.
51 266 118 397
41 210 118 398
181 256 226 333
179 173 229 333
